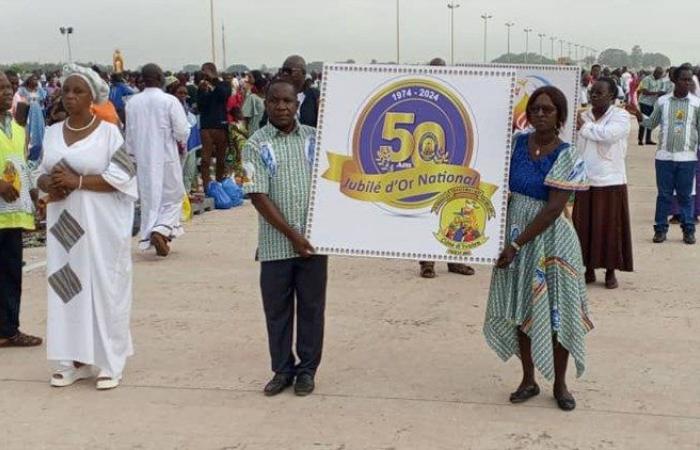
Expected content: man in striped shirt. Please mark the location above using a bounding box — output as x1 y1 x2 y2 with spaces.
243 78 326 397
628 66 700 244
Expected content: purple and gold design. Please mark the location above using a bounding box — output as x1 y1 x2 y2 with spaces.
322 79 493 212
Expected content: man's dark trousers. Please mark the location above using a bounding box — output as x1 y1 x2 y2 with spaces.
260 255 327 377
0 229 23 339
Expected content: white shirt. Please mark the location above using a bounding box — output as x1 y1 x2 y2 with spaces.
577 106 631 186
295 91 306 119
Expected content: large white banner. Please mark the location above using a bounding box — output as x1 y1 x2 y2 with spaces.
460 63 581 143
305 64 516 265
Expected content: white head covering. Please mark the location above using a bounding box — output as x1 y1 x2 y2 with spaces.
61 64 110 104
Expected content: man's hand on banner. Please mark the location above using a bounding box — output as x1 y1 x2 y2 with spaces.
292 234 316 258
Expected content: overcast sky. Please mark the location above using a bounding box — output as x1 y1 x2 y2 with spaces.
2 0 698 71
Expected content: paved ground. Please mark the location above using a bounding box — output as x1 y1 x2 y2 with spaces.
1 132 699 450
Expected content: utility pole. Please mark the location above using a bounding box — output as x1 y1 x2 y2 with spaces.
209 0 216 65
221 22 227 71
447 1 461 65
538 33 546 64
550 36 556 62
59 26 74 63
480 13 492 63
523 28 533 64
396 0 400 63
505 22 515 63
559 39 565 60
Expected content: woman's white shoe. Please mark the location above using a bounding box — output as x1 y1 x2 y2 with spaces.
50 365 94 387
96 372 121 390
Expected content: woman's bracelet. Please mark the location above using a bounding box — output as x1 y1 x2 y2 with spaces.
510 241 521 252
78 176 83 190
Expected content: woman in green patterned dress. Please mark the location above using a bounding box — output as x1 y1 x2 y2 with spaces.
484 86 593 411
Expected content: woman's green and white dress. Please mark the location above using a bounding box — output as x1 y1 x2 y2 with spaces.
484 132 594 381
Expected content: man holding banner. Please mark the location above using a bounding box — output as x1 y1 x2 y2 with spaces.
243 78 327 397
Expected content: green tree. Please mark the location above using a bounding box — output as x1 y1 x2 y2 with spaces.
226 64 249 73
630 45 643 69
598 48 630 68
642 53 671 69
307 61 324 73
491 53 556 65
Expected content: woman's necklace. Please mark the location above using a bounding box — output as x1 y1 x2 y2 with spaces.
532 134 558 157
65 115 97 132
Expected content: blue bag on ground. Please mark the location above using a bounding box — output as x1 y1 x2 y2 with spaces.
206 181 234 209
221 178 244 207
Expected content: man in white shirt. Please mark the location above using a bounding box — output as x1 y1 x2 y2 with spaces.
126 64 191 257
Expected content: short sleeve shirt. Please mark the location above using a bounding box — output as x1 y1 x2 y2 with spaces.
242 122 317 261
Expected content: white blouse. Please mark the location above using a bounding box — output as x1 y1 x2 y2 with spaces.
577 106 632 187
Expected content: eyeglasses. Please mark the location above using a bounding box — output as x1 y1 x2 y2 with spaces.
527 105 557 115
279 67 304 76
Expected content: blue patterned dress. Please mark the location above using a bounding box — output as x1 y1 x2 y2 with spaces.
484 132 594 381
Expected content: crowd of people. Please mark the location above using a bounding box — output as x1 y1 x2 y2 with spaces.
0 55 699 411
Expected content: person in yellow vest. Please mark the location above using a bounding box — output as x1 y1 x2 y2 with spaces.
0 72 42 348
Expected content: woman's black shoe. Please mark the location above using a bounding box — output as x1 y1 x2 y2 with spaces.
509 384 540 403
554 393 577 411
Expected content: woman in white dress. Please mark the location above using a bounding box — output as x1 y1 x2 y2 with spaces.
36 64 138 390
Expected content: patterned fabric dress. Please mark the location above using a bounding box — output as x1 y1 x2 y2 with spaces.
484 132 594 381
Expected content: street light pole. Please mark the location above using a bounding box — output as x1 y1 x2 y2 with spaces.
523 27 533 64
396 0 400 63
480 13 492 63
550 36 556 62
538 33 546 64
209 0 216 65
559 39 565 60
574 44 579 63
447 1 461 65
505 22 515 63
59 26 74 63
567 41 573 59
221 22 227 70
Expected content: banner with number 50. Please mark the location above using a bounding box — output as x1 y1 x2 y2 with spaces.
306 64 516 265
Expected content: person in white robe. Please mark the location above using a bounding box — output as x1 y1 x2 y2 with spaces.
126 64 190 257
37 64 138 390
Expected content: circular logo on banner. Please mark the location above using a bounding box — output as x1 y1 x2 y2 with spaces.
351 79 476 209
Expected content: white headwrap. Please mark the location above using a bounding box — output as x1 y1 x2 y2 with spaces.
61 64 110 104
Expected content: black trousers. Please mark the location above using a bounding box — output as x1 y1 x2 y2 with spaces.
638 103 654 143
260 255 328 377
0 228 23 338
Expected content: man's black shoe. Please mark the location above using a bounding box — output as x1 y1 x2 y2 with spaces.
264 374 294 396
645 140 656 146
653 231 667 243
294 373 315 396
683 232 696 245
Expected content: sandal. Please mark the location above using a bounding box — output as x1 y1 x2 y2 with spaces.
51 364 94 387
419 262 436 279
447 263 475 276
0 331 43 348
96 371 121 390
509 384 540 404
